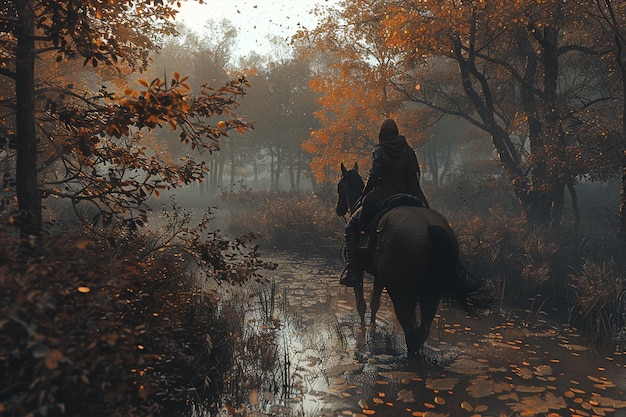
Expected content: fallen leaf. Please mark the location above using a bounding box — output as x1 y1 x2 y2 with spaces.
397 389 415 403
467 378 511 398
74 239 91 250
426 377 460 391
460 401 473 412
534 365 553 376
515 385 546 393
45 349 63 370
506 392 567 414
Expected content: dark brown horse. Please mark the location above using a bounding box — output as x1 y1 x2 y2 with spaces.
337 162 495 359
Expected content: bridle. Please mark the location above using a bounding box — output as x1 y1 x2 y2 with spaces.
337 170 364 220
336 178 349 222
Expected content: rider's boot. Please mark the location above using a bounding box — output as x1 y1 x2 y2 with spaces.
340 230 363 287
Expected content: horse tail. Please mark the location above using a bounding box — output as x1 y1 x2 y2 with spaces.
427 225 496 317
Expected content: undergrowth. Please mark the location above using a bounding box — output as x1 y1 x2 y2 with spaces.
0 201 273 417
445 207 625 351
217 181 626 351
218 190 343 256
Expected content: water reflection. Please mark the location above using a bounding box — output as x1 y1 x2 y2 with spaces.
229 252 626 417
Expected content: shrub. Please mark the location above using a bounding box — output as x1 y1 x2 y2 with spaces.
449 208 534 306
0 203 270 417
441 178 626 349
568 260 622 349
218 190 343 256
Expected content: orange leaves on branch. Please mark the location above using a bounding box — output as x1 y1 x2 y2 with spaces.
295 0 412 183
42 72 252 227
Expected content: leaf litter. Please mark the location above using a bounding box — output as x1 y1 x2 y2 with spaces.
254 254 626 417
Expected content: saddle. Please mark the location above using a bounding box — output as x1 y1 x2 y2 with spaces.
358 193 426 272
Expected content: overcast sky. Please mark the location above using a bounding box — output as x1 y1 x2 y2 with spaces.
178 0 336 57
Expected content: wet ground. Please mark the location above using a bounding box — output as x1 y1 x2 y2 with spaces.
222 251 626 417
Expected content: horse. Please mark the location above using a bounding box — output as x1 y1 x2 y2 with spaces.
336 162 496 359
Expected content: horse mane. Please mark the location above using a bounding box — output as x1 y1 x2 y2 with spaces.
343 166 365 212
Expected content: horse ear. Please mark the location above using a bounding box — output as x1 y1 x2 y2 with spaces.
341 163 347 174
353 162 358 172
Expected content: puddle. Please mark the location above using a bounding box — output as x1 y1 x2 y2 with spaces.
213 251 626 417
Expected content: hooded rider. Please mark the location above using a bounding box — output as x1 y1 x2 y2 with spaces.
340 118 430 287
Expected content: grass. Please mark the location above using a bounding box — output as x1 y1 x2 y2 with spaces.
217 189 343 256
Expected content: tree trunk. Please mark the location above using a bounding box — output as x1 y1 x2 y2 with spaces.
274 148 282 191
439 141 452 185
296 150 302 192
609 0 626 241
211 156 219 194
270 150 275 191
229 145 235 192
203 170 210 194
288 156 296 191
618 166 626 241
253 158 259 189
15 0 42 246
207 158 215 194
567 183 580 231
308 166 318 193
217 151 224 190
427 140 439 187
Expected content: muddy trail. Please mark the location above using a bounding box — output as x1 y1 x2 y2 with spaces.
218 251 626 417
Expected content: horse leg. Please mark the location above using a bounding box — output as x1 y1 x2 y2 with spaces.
353 282 366 327
417 293 441 348
370 277 383 326
390 293 420 359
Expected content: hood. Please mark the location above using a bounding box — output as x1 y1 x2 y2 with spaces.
378 135 408 159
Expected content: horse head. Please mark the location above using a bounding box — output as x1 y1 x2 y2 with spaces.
336 162 365 217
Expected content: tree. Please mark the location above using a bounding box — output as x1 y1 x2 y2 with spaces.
253 58 319 191
232 49 321 192
586 0 626 239
45 73 250 220
148 20 242 196
294 0 432 185
3 0 168 239
0 1 252 250
382 0 614 227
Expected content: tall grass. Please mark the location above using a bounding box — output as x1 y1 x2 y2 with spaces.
218 190 343 256
568 260 623 350
435 175 626 350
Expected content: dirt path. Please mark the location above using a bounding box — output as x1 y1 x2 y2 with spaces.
224 251 626 417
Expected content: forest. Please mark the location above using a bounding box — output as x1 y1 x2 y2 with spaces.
1 0 626 416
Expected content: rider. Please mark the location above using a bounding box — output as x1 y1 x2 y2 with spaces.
340 118 430 287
